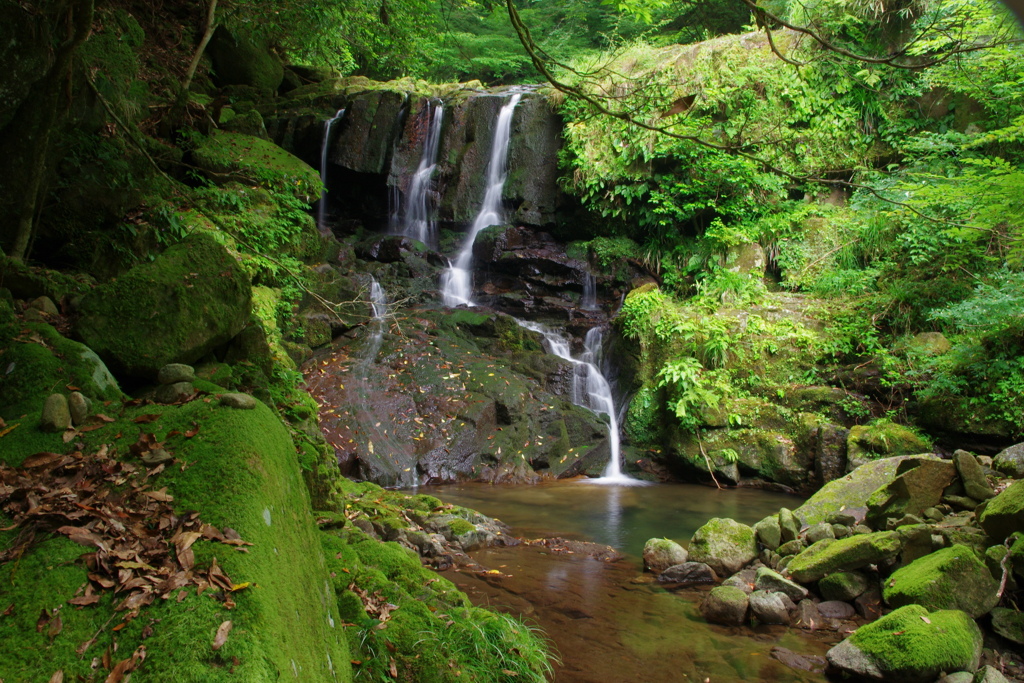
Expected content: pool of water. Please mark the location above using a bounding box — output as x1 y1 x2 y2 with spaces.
416 480 837 683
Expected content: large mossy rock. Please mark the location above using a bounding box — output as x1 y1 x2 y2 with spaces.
0 319 122 420
76 233 252 379
826 605 982 683
643 538 689 573
846 422 931 470
0 394 351 681
331 89 408 175
793 455 937 525
882 545 999 618
192 131 321 199
205 26 284 92
787 531 902 583
688 517 757 576
993 443 1024 479
978 480 1024 541
865 459 957 527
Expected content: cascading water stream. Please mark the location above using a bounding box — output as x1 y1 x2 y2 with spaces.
582 272 598 311
358 278 388 376
517 321 644 485
441 93 522 307
317 109 345 234
398 101 444 247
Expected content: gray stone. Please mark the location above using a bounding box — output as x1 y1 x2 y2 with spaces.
155 382 194 404
699 586 749 626
866 459 958 528
754 566 808 602
993 442 1024 479
936 674 975 683
854 588 883 621
973 665 1010 683
688 517 757 577
817 600 856 620
722 569 756 594
805 522 836 544
818 570 870 602
657 562 717 586
954 450 995 501
794 599 823 631
67 391 91 426
40 393 70 432
815 423 849 485
777 539 804 557
990 607 1024 645
220 392 257 410
643 538 688 573
749 590 792 625
28 295 58 316
158 363 196 385
779 507 801 543
755 515 782 550
923 507 944 522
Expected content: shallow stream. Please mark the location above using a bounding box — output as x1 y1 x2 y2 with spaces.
418 481 837 683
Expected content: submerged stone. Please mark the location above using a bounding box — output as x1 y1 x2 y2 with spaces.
826 605 982 683
700 585 749 626
657 562 717 586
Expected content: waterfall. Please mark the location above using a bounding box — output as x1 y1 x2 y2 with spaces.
582 272 598 311
358 277 388 377
398 101 444 247
317 109 345 234
441 93 523 307
517 321 642 485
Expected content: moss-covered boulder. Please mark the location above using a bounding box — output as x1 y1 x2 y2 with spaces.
978 480 1024 541
699 585 749 626
75 233 252 379
206 26 284 92
847 422 931 470
787 531 902 583
643 537 689 573
688 517 757 576
793 455 937 526
192 131 321 200
865 458 957 528
0 393 350 681
0 320 122 420
991 607 1024 646
818 570 870 602
993 443 1024 479
882 545 999 618
826 605 982 683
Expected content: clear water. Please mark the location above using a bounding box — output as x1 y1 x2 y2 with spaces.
422 481 834 683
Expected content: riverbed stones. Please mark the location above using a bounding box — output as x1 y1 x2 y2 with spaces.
700 585 749 626
806 522 836 544
754 566 808 602
994 443 1024 479
817 600 856 620
657 562 717 586
991 607 1024 645
866 459 957 528
794 599 823 631
787 531 902 583
755 515 782 550
28 295 58 316
68 390 91 426
749 590 792 625
818 570 870 602
883 545 999 618
955 450 995 501
722 568 756 593
979 480 1024 540
688 517 758 576
779 507 801 542
973 666 1011 683
40 393 70 432
643 538 688 573
827 605 982 683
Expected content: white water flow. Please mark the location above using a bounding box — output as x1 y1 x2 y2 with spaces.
441 93 523 307
517 321 643 485
400 101 444 247
317 109 345 234
582 272 598 311
358 278 388 377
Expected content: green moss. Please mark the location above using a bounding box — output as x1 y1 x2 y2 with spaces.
787 531 902 583
979 480 1024 541
192 131 320 201
847 605 981 679
625 385 664 445
75 232 252 378
882 545 999 618
0 396 350 682
847 421 932 464
447 518 476 536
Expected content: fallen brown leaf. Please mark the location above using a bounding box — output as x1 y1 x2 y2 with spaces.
133 414 161 424
212 620 233 651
